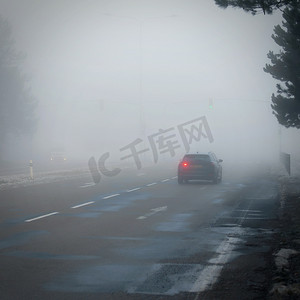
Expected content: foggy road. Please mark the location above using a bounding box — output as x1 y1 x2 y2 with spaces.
1 0 299 298
0 166 279 299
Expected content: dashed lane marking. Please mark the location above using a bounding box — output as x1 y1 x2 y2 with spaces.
79 182 96 188
25 212 59 223
137 206 168 220
235 209 262 212
24 177 176 223
102 194 120 200
126 187 141 192
71 201 95 209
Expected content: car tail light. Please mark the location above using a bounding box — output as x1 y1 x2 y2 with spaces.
182 161 189 167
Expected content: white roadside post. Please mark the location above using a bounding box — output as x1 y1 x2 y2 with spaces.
29 160 34 180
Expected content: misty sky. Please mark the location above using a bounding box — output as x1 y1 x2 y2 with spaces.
1 0 297 164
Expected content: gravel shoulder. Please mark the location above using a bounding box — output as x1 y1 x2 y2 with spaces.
269 176 300 299
195 175 300 300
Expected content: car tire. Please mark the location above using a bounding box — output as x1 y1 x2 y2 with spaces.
213 174 219 184
218 171 222 183
178 176 184 184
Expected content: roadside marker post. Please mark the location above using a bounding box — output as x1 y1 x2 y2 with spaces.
29 160 34 180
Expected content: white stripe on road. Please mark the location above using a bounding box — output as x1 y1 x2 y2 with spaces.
79 182 96 188
126 187 141 193
222 216 268 220
235 209 262 212
71 201 95 209
191 234 241 293
161 179 170 182
137 206 167 220
192 200 254 298
25 177 174 222
102 194 120 199
25 212 59 223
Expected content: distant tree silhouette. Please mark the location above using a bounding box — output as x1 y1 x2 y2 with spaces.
0 16 37 160
264 2 300 128
214 0 292 15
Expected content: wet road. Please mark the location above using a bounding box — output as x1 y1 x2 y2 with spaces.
0 166 278 299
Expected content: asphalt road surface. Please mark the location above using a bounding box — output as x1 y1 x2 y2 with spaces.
0 164 279 299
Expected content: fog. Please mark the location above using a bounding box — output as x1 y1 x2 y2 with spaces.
1 0 298 172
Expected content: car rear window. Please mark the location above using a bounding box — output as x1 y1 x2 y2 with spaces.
184 155 210 162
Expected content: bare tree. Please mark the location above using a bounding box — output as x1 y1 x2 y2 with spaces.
0 16 37 161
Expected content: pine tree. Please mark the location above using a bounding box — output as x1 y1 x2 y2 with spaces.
264 1 300 128
214 0 292 15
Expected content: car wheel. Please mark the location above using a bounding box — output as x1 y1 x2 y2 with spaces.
178 176 184 184
218 171 222 183
213 174 219 184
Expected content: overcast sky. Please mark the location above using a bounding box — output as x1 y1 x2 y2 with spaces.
2 0 296 164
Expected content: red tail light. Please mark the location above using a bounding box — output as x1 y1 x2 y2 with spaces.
182 161 189 167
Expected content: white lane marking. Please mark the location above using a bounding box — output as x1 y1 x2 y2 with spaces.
79 182 96 188
137 173 146 176
102 194 120 200
191 234 240 293
25 177 171 223
71 201 95 209
192 200 253 297
25 212 59 223
235 209 262 212
137 206 167 220
152 206 167 213
222 217 268 220
126 187 141 192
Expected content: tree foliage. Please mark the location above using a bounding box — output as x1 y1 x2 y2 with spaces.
0 16 37 158
264 2 300 128
214 0 300 128
214 0 293 15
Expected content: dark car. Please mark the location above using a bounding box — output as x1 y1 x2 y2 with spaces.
177 152 222 184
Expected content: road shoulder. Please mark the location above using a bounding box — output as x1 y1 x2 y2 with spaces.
194 175 300 300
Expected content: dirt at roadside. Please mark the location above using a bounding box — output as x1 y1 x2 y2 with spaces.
269 176 300 299
193 175 300 300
